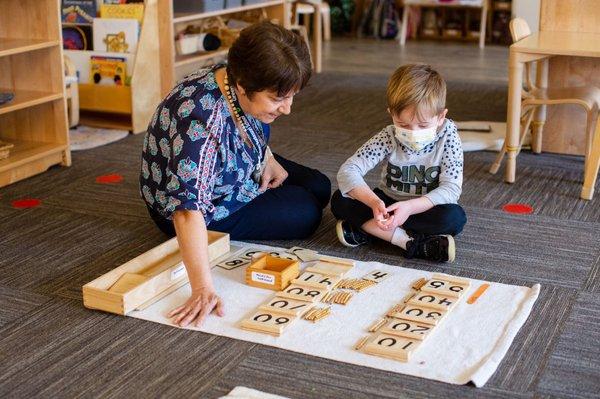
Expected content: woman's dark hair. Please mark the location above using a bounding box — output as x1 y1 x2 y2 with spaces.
227 21 312 98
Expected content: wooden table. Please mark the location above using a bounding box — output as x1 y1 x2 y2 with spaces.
504 30 600 185
399 0 488 49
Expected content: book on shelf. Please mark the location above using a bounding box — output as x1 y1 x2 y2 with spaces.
100 3 145 23
93 17 139 53
90 55 128 85
62 24 94 50
62 0 97 24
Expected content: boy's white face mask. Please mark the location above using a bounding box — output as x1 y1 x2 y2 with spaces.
394 125 437 152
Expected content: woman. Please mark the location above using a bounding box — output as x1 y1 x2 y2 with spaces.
140 22 331 328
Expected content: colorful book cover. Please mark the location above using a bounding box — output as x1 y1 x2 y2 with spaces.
100 3 145 24
93 17 139 53
62 0 97 24
90 55 127 85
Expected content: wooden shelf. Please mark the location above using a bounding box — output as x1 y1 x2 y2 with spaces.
173 0 284 23
174 48 229 68
0 90 63 115
0 140 66 173
0 38 60 57
79 110 133 131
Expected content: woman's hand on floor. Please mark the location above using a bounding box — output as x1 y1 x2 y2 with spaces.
260 156 288 191
168 286 224 328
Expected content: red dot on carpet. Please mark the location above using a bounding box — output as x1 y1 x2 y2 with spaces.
502 203 534 214
11 198 42 209
96 174 123 184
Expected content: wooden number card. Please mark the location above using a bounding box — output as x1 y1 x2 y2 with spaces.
363 333 421 362
292 271 341 289
389 304 446 325
362 270 391 283
407 292 458 311
306 261 353 277
217 257 249 270
259 297 311 317
420 278 470 297
240 310 294 336
276 284 328 302
380 319 434 341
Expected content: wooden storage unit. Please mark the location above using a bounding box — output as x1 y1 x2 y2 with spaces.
0 0 70 188
245 254 300 291
83 231 230 315
157 0 291 95
65 0 164 134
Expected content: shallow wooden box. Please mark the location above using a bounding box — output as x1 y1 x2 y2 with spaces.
83 231 230 315
245 255 300 291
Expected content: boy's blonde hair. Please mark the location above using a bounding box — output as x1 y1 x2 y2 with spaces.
387 64 446 121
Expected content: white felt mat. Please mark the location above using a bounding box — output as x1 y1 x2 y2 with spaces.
219 386 290 399
129 242 540 387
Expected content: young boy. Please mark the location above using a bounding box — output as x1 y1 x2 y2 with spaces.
331 64 466 262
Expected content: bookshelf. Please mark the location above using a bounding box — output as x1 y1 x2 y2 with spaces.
64 0 290 132
65 0 163 134
157 0 291 95
0 0 70 188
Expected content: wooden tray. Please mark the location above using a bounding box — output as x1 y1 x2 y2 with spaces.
83 231 230 315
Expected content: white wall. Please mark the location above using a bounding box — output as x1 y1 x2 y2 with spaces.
512 0 541 32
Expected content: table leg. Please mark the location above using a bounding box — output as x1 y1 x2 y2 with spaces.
312 2 322 73
532 58 549 153
400 5 409 46
479 1 487 49
505 52 524 183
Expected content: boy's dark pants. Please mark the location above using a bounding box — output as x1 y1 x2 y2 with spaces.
331 188 466 237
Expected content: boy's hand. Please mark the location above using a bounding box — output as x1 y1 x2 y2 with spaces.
382 201 413 230
369 198 390 229
168 285 224 328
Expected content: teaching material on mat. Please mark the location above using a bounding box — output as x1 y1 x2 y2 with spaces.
359 274 470 362
82 231 229 315
112 242 539 387
245 254 300 291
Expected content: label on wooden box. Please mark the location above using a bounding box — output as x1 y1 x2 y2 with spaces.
251 271 275 285
170 264 187 280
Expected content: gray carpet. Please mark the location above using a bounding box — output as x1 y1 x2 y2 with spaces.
1 60 600 398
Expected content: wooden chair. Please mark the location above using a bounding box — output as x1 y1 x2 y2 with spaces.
64 55 80 128
490 18 600 200
288 0 322 73
294 0 331 41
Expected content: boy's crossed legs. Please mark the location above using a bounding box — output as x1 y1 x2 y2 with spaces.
331 188 467 262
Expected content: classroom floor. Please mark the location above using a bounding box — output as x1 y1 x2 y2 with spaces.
1 39 599 398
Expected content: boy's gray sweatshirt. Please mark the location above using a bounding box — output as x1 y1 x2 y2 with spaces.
337 119 463 205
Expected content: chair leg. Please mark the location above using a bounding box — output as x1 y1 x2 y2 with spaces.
490 107 534 174
322 4 331 41
581 112 600 200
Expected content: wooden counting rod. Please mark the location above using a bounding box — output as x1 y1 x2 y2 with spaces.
411 277 427 290
368 317 388 332
354 335 370 351
302 306 331 322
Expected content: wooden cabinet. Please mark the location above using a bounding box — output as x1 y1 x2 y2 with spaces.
0 0 70 188
157 0 291 96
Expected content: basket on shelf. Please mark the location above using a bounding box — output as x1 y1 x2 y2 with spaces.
0 140 14 160
201 16 243 48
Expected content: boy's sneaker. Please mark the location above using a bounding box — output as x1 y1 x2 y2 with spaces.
336 220 369 247
406 234 455 263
